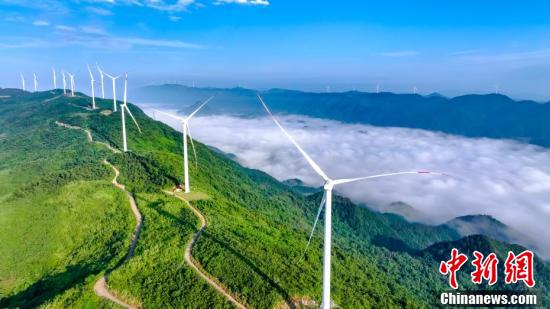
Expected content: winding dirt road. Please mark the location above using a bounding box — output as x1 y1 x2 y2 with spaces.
94 160 142 309
55 121 141 308
164 191 247 309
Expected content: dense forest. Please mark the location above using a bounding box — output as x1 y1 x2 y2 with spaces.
1 88 548 308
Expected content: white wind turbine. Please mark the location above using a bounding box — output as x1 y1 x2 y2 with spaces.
33 73 38 92
104 71 120 112
20 74 26 91
120 73 141 152
62 71 67 95
52 68 57 89
258 94 447 309
155 96 214 193
96 64 105 99
67 72 75 97
87 65 96 109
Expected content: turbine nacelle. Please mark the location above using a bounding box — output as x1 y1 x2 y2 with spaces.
323 180 334 191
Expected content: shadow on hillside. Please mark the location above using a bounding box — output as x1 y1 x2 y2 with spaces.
0 264 96 309
201 232 297 309
371 235 418 255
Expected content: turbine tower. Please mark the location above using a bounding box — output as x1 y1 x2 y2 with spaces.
120 73 142 152
20 74 26 91
96 64 105 99
52 68 57 89
87 65 96 109
33 73 38 92
257 94 446 309
103 71 120 112
155 96 214 193
67 72 75 97
62 71 67 95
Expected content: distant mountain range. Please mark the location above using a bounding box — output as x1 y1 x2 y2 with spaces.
134 84 550 147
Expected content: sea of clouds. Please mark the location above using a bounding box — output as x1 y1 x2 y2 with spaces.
145 108 550 259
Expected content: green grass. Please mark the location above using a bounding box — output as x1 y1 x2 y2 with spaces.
106 193 231 308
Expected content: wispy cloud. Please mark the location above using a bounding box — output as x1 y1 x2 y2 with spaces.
85 6 113 16
55 25 76 32
449 49 481 56
455 49 550 64
168 15 182 22
379 50 419 57
0 39 49 49
32 20 50 27
214 0 270 5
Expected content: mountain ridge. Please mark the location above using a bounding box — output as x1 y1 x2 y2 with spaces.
134 84 550 148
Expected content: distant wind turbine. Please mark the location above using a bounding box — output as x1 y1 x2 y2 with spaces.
67 72 75 97
103 71 120 112
33 73 38 92
495 84 500 94
62 71 67 95
258 94 447 309
20 74 26 91
413 86 418 94
87 65 96 109
155 96 214 193
96 64 105 99
120 73 141 152
52 68 57 89
376 84 380 93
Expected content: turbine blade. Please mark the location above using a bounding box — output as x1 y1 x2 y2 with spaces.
186 96 214 120
154 109 186 122
300 192 326 260
332 171 449 185
87 65 94 79
125 105 142 133
187 124 199 169
258 94 329 181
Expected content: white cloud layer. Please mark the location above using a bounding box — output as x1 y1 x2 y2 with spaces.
147 110 550 258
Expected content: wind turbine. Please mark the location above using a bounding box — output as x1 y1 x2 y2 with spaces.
257 94 446 309
87 65 96 109
120 73 141 152
61 71 67 95
376 84 380 93
20 74 26 91
413 86 418 94
67 72 75 97
52 68 57 89
104 71 120 112
155 96 214 193
33 73 38 92
96 64 105 99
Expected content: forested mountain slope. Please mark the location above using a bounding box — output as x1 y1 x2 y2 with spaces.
1 89 547 308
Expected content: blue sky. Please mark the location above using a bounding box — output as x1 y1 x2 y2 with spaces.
1 0 550 99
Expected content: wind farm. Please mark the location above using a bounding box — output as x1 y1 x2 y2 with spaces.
1 1 549 308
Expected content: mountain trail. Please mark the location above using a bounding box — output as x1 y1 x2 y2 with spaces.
163 190 247 309
55 121 141 308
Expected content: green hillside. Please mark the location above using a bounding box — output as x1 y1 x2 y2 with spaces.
1 89 547 308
